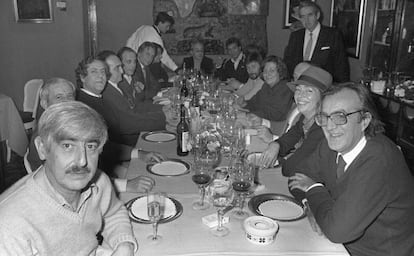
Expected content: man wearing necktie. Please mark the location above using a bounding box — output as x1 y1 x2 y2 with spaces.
284 1 349 82
288 83 414 256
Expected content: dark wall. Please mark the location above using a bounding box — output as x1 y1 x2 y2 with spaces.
0 0 85 108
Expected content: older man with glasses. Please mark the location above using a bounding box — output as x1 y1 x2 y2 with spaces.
288 83 414 256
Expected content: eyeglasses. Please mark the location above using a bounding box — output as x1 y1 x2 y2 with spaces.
315 110 363 127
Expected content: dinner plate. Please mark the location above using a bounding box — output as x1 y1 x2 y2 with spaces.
147 159 190 176
248 193 305 221
125 196 183 224
142 131 176 143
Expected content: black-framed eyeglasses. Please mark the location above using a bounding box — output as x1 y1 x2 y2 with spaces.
315 110 363 127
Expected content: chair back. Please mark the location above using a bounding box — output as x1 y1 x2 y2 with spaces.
23 79 43 114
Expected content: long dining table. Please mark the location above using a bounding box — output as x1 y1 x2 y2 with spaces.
119 132 349 256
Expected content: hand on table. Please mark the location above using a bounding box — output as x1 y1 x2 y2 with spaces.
260 142 280 168
111 242 134 256
256 126 274 143
126 175 155 193
288 173 316 192
138 150 165 163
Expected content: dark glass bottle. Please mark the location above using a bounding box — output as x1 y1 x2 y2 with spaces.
180 79 189 98
177 104 189 156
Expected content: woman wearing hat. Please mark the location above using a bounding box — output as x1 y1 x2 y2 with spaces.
260 65 333 177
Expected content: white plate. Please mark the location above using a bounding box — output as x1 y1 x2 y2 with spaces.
126 196 183 224
258 200 304 221
147 159 190 176
142 131 176 143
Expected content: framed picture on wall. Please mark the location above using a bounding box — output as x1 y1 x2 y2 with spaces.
14 0 53 23
284 0 315 30
330 0 367 58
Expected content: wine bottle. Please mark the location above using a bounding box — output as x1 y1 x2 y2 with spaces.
180 79 189 98
177 104 189 156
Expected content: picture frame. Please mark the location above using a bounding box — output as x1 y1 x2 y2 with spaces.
14 0 53 23
283 0 315 29
330 0 367 58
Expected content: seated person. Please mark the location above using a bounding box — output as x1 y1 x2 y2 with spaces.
239 55 294 122
149 43 170 85
0 101 137 255
225 51 264 100
216 37 249 83
289 83 414 256
260 66 332 178
117 46 140 109
27 77 159 193
76 55 174 147
182 38 215 76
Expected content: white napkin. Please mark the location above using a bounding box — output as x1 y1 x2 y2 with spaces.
259 199 304 220
151 161 188 175
130 196 176 220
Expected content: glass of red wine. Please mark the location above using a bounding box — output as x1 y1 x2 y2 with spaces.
192 166 212 210
231 157 254 219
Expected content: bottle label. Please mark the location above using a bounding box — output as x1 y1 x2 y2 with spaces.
182 131 189 152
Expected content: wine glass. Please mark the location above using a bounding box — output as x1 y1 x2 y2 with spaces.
191 166 212 210
246 152 264 187
231 158 254 219
210 179 233 237
147 192 165 243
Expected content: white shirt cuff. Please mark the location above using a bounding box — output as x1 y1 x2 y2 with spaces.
262 119 271 128
113 178 127 192
131 148 139 159
306 183 324 192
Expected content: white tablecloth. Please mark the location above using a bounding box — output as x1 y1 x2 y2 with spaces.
120 133 349 256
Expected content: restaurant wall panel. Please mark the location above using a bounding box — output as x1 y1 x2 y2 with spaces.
0 0 85 108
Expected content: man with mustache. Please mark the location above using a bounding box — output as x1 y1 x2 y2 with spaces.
0 101 137 255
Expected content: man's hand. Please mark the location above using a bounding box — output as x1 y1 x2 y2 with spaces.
246 113 262 127
138 150 165 163
256 126 273 143
227 78 242 90
260 142 280 167
111 242 134 256
288 173 316 192
126 175 155 193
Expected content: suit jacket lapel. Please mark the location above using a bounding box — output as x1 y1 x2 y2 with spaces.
311 26 326 61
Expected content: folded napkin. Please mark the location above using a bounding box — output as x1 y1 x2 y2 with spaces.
131 196 176 220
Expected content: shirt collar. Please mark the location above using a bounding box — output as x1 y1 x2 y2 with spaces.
153 25 161 36
307 22 321 37
81 88 102 98
35 166 97 212
231 52 244 63
123 74 132 84
108 80 124 95
337 136 367 171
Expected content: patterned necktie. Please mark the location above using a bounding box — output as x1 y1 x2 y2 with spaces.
336 155 346 178
304 32 313 61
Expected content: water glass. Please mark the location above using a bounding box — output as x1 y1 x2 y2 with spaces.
147 192 166 243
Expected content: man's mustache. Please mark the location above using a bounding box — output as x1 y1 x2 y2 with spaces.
66 166 91 174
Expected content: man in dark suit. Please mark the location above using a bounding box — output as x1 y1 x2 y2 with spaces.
133 42 163 101
182 39 215 76
284 1 349 82
216 37 249 84
289 83 414 256
95 51 167 146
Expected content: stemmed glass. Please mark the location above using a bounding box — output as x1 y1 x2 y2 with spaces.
191 166 212 210
147 192 165 243
210 179 233 237
231 158 254 219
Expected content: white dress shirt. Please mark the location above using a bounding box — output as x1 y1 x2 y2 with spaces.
126 25 178 71
303 22 321 60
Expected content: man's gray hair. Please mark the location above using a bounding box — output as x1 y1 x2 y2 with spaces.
37 101 108 152
39 78 76 102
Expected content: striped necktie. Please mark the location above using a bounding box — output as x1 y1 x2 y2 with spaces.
304 32 313 61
